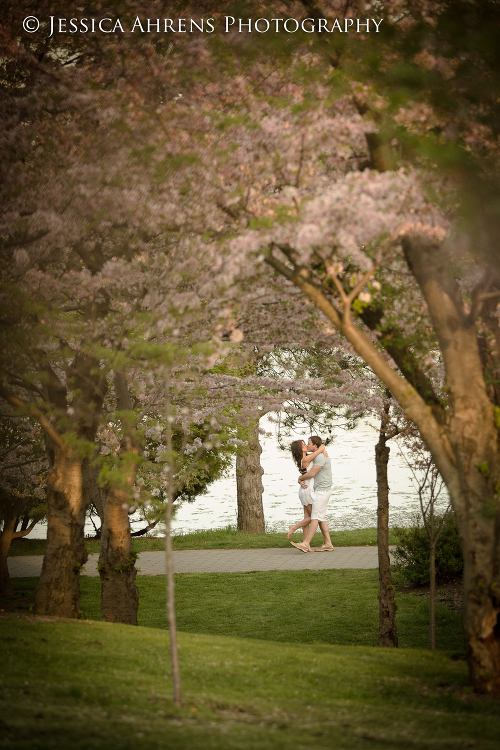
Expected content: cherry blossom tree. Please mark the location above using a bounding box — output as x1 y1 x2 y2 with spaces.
3 0 500 696
0 0 249 617
217 3 500 693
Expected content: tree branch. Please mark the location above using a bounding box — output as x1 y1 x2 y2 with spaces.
12 514 45 539
1 458 43 471
264 249 458 491
0 385 65 450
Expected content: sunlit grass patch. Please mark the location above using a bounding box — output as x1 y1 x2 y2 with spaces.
0 615 498 750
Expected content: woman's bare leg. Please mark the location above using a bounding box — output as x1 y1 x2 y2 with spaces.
287 506 312 540
287 517 309 538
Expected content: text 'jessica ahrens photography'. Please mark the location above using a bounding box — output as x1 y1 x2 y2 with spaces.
41 16 384 37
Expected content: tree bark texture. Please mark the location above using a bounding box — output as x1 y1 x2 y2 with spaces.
98 483 138 625
98 370 139 624
35 445 88 617
36 353 106 618
236 417 265 533
375 432 398 647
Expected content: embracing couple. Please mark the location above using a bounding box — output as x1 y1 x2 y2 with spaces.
288 435 334 553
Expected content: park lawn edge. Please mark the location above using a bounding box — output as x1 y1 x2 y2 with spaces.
8 526 400 555
1 614 499 750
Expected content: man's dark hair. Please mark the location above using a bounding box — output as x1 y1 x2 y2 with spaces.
309 436 322 448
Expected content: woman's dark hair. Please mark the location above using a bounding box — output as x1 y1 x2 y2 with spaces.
290 440 306 472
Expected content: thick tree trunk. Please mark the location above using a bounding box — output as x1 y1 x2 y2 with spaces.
0 515 16 596
35 446 88 617
457 505 500 694
375 429 398 647
97 369 139 624
402 237 500 693
99 482 138 625
236 417 265 533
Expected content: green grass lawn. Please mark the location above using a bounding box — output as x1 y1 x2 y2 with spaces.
8 526 399 555
1 614 499 750
5 569 464 653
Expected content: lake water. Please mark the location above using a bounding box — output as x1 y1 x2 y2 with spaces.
30 416 441 539
169 416 436 535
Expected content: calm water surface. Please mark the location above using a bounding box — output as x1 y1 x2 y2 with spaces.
169 416 439 534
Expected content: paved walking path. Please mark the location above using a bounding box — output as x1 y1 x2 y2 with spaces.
8 546 392 578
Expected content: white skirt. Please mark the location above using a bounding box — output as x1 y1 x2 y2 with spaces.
298 485 315 507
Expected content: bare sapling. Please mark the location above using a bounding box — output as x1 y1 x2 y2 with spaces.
375 400 399 647
402 445 450 650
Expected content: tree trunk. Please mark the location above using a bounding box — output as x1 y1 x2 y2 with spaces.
97 369 139 624
402 237 500 693
0 515 16 596
375 426 398 647
429 540 436 650
457 507 500 694
35 446 88 617
236 417 265 533
98 482 139 625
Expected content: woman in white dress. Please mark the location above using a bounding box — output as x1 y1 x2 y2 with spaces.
288 439 327 551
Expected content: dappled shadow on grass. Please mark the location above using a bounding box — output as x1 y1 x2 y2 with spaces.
396 576 463 615
0 578 36 614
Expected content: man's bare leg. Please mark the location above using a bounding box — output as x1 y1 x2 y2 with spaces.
318 520 333 546
303 505 312 549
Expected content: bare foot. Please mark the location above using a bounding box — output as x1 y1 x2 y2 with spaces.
287 525 295 539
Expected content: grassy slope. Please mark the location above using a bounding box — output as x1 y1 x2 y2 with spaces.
8 527 399 556
1 615 499 750
8 570 464 652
